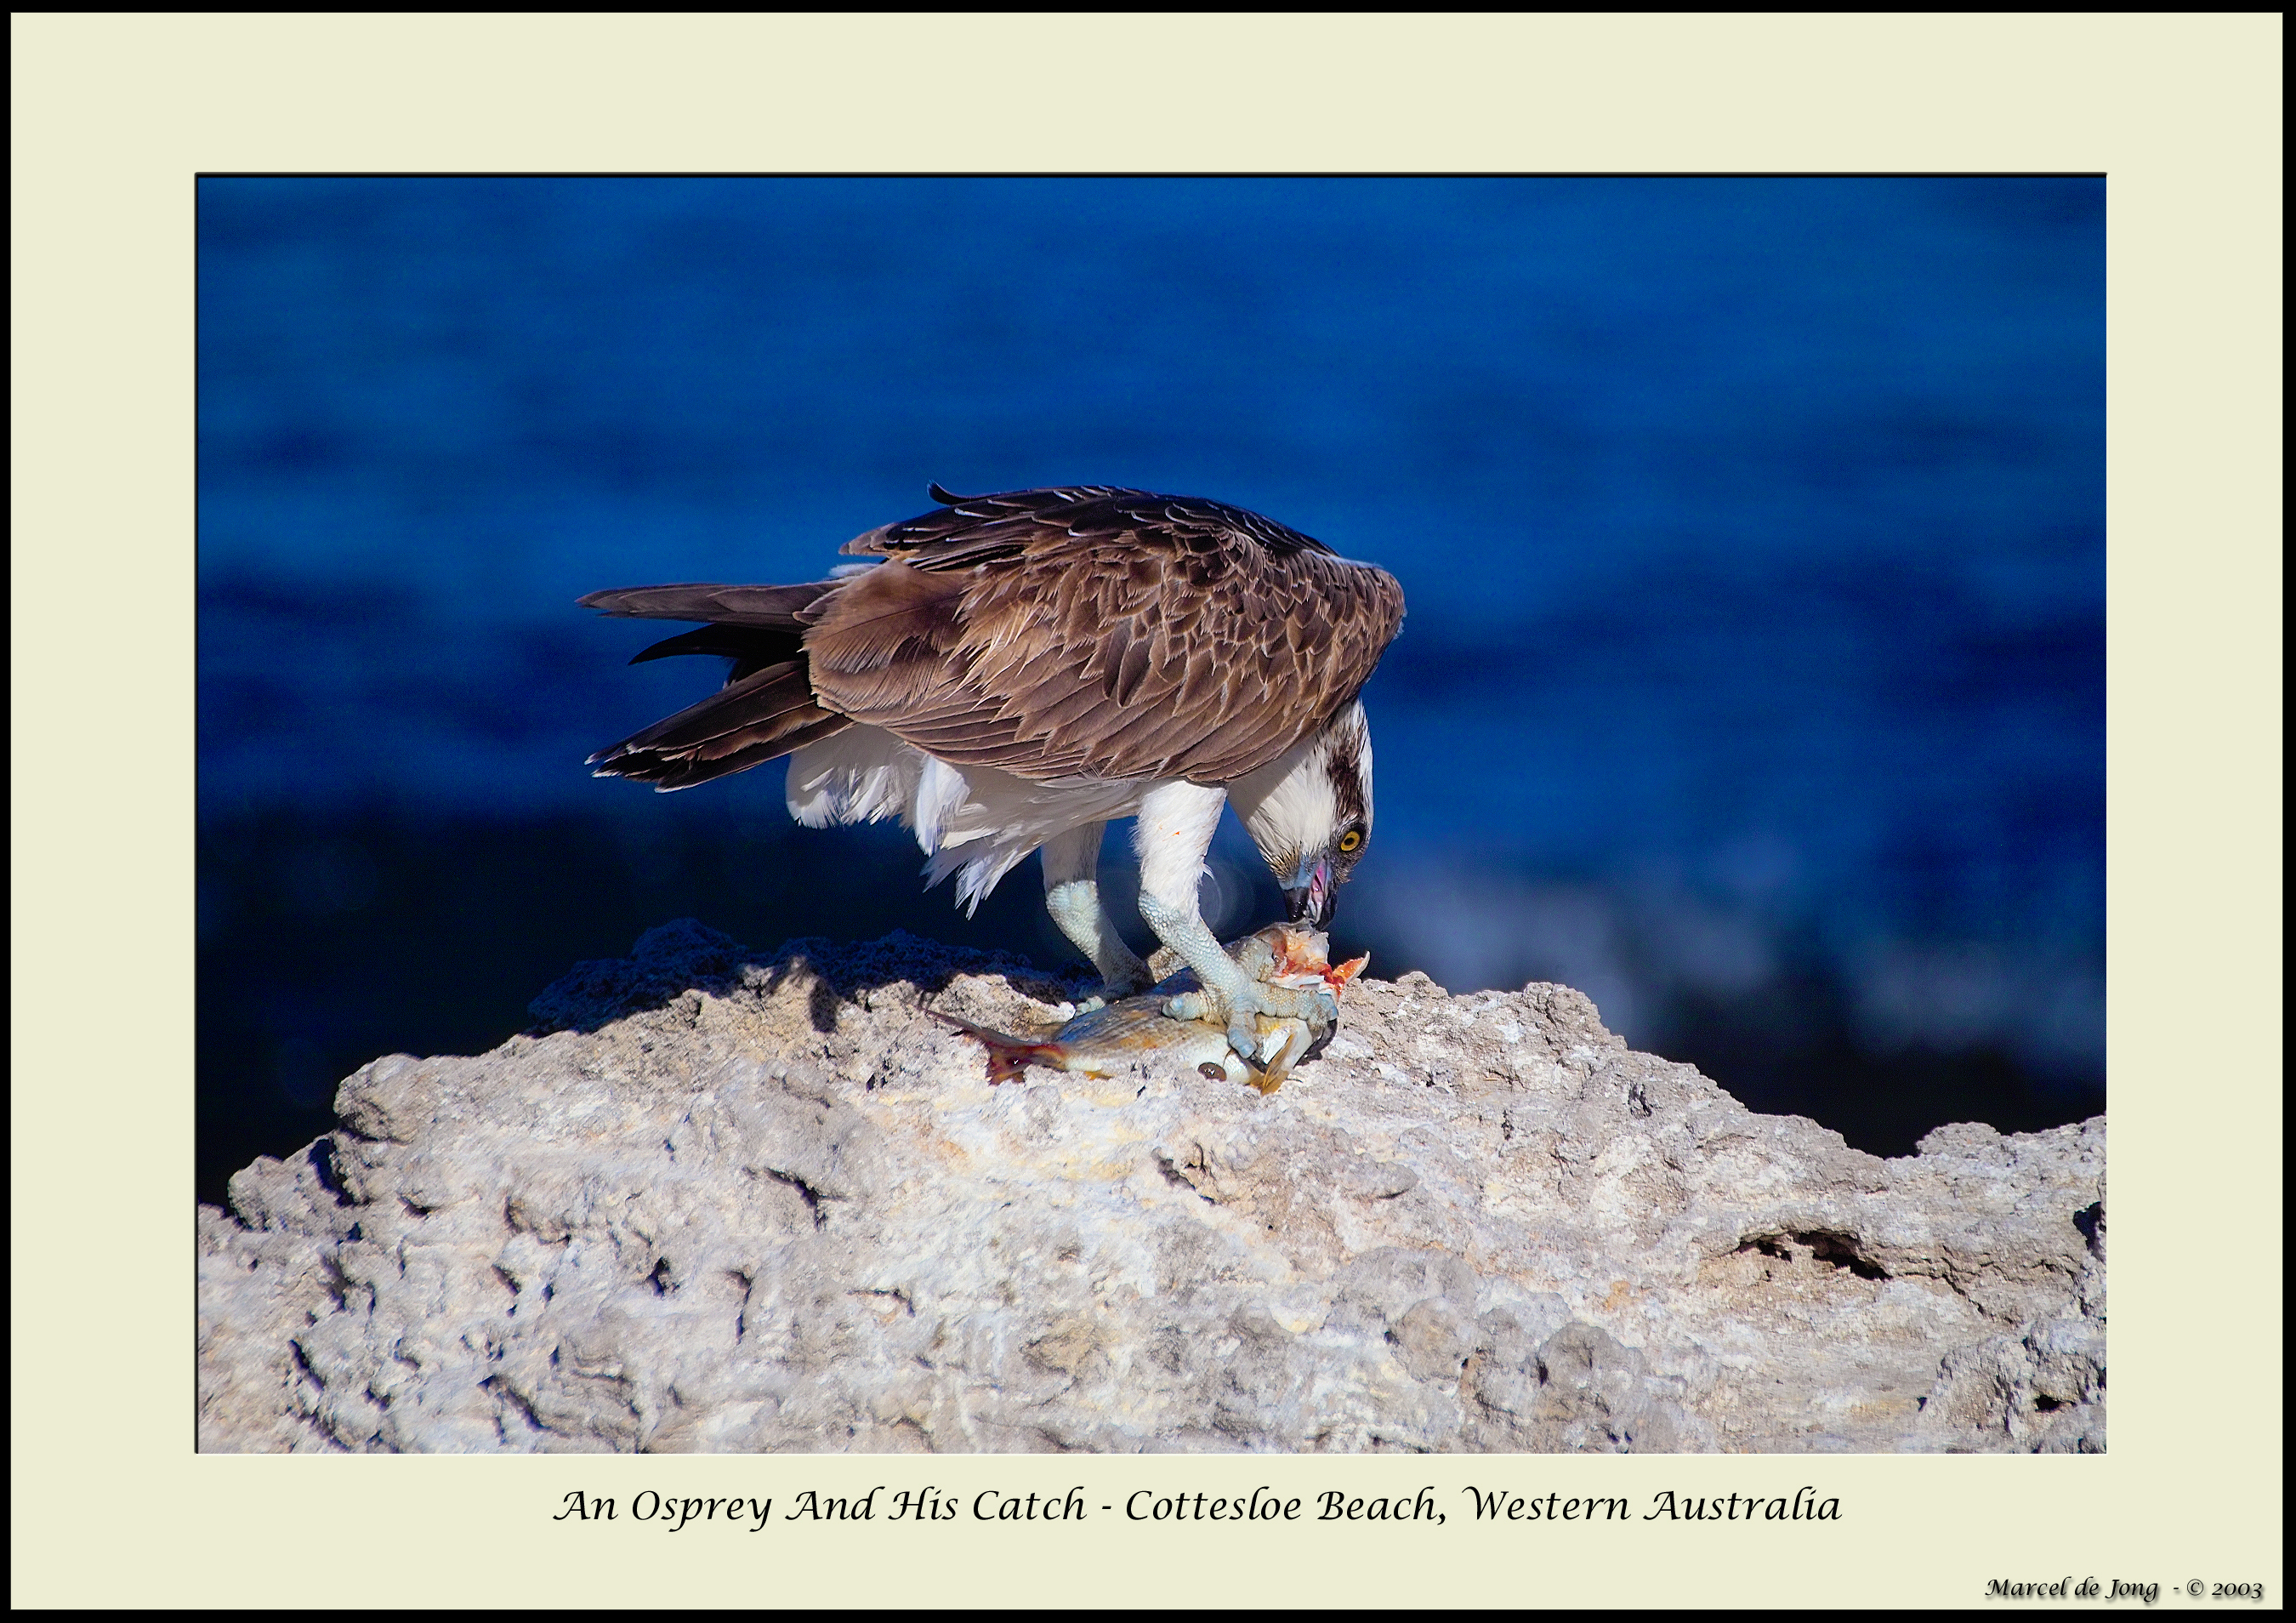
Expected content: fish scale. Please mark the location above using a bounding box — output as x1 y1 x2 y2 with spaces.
934 924 1368 1096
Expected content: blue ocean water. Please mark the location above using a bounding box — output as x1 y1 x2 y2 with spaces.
197 176 2103 1085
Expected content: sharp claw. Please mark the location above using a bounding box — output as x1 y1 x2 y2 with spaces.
1163 991 1211 1022
1143 930 1350 1087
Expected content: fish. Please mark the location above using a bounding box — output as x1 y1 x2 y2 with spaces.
933 923 1370 1095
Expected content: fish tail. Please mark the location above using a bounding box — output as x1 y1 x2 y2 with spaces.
927 1010 1065 1085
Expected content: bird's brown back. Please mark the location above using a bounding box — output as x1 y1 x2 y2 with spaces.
803 486 1405 783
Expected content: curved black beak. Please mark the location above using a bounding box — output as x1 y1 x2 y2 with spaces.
1283 856 1334 927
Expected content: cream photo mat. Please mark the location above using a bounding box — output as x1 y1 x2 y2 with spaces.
11 13 2282 1610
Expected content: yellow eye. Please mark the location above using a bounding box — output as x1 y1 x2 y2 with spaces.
1337 829 1363 855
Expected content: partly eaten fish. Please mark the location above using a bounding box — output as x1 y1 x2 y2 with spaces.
933 924 1370 1095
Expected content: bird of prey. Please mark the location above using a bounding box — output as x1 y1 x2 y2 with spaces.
581 484 1405 1065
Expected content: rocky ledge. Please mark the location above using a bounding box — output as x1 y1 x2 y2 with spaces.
197 920 2105 1454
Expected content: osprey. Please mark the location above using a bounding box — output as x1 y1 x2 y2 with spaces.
581 484 1405 1064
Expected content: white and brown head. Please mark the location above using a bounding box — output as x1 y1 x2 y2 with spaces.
1226 700 1375 928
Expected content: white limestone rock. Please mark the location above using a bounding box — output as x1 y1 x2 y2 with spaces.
197 920 2105 1454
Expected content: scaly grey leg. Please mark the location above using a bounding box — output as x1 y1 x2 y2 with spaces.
1040 821 1151 1001
1132 782 1334 1062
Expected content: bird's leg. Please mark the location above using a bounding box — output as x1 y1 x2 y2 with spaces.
1131 782 1335 1064
1040 821 1151 1006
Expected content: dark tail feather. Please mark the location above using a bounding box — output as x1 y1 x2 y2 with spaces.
927 1011 1065 1085
578 579 844 627
588 658 851 791
629 623 805 681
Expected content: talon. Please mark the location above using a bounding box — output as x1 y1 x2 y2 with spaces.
1163 991 1212 1022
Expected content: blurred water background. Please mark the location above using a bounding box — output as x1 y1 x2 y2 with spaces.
197 177 2104 1203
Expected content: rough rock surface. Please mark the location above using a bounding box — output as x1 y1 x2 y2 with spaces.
198 920 2106 1454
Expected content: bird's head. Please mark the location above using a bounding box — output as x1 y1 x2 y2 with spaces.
1228 700 1374 929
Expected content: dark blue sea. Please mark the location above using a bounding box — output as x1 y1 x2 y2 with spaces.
196 177 2104 1197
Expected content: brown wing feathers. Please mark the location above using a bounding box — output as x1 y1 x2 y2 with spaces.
810 487 1403 782
584 658 850 791
584 487 1404 792
577 581 843 626
582 577 852 789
